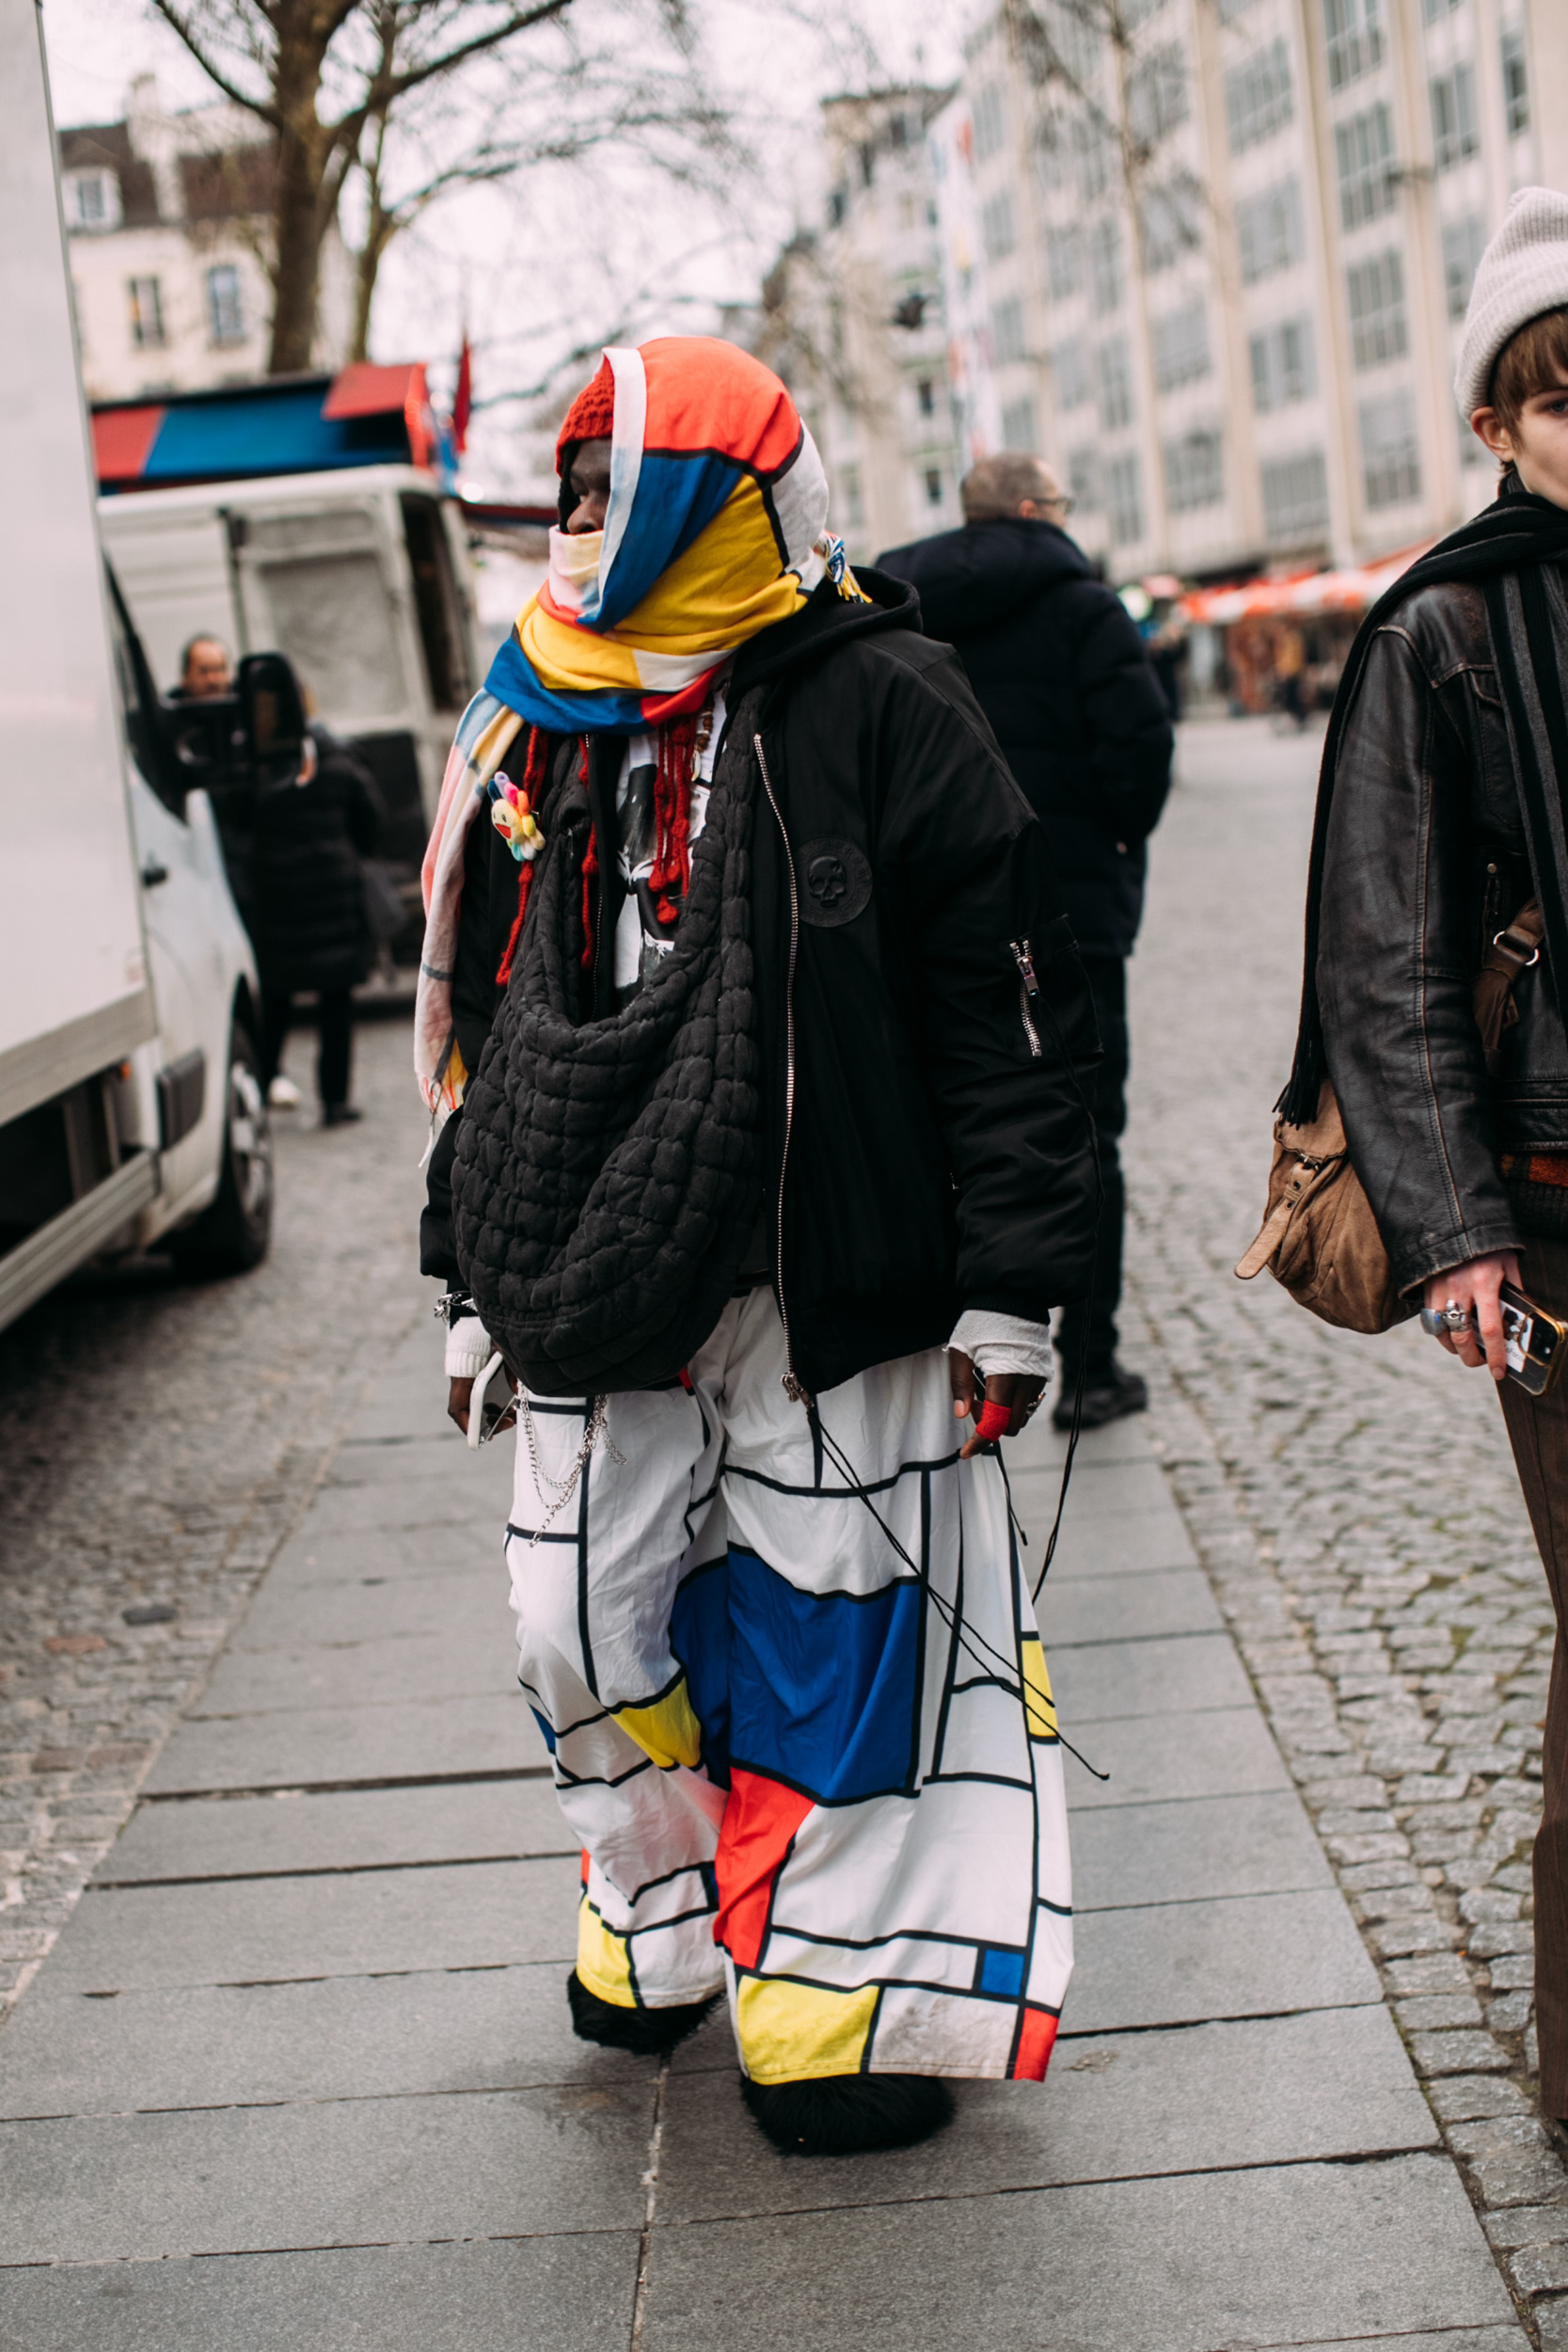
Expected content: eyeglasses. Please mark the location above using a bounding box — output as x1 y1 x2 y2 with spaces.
1043 492 1076 517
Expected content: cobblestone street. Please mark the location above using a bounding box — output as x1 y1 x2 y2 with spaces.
1126 716 1568 2341
0 1011 428 2019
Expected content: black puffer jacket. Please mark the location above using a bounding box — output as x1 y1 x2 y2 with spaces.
878 518 1174 957
423 571 1101 1398
249 729 383 993
1318 576 1568 1293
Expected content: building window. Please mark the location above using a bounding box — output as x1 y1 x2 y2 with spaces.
1151 302 1212 392
128 275 165 349
1048 224 1084 301
1001 397 1038 453
972 84 1006 162
1164 430 1225 514
982 191 1017 262
1430 64 1479 172
1323 0 1382 92
64 167 120 230
1442 215 1486 322
1128 42 1191 149
1073 115 1117 207
1138 175 1202 274
1335 104 1396 230
1087 215 1123 315
1250 316 1317 410
915 377 936 418
1421 0 1458 19
1226 38 1293 152
1096 337 1134 432
1346 250 1407 368
1237 179 1305 283
1068 447 1100 513
206 263 245 346
924 467 943 506
1359 389 1421 507
991 298 1026 366
1105 452 1145 544
1261 450 1330 543
827 187 847 230
1501 31 1528 137
1053 339 1093 409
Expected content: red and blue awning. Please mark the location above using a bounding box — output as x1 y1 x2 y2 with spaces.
92 361 442 492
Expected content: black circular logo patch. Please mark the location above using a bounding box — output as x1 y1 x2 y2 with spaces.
799 837 872 929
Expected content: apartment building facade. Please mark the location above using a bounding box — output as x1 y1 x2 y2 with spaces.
60 75 349 405
759 88 964 565
937 0 1567 580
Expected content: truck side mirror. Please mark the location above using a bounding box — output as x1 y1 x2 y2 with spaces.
238 651 307 776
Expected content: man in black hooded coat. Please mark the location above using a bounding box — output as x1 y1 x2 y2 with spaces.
880 453 1174 1427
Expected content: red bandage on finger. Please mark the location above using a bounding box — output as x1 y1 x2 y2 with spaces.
973 1398 1013 1443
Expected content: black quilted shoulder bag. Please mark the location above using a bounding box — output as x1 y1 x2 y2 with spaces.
451 691 763 1395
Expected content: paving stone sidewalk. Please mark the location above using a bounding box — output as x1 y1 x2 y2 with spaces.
1124 716 1568 2346
0 1256 1528 2344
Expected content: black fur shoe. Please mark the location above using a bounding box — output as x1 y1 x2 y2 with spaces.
565 1969 719 2057
741 2072 956 2156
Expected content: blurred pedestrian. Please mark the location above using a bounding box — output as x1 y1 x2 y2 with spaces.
1284 190 1568 2121
170 634 232 700
879 452 1174 1429
418 340 1099 2153
252 723 383 1122
1274 624 1308 728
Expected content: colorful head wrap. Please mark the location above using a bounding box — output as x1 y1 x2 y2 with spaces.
487 336 832 733
415 336 843 1122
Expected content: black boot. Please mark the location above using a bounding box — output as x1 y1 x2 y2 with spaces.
741 2072 955 2156
566 1969 719 2057
1053 1359 1148 1432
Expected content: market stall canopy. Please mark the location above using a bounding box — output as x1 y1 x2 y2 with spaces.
1180 539 1436 628
92 362 438 491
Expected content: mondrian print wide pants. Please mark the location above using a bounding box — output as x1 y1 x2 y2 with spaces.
505 1286 1072 2085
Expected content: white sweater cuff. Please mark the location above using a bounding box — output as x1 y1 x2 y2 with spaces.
445 1318 495 1379
946 1310 1053 1382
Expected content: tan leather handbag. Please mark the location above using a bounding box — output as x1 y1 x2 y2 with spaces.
1238 900 1544 1333
1235 1081 1413 1333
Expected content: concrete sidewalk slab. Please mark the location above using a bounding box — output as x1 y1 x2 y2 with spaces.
1053 1702 1291 1806
188 1620 515 1715
142 1691 547 1792
94 1778 565 1883
1036 1565 1223 1645
0 2238 641 2352
264 1520 503 1589
44 1857 578 1991
1048 1629 1252 1719
0 2081 656 2265
1070 1788 1335 1910
232 1560 507 1648
0 1963 638 2117
1066 1884 1381 2032
1022 1504 1200 1579
637 2153 1520 2352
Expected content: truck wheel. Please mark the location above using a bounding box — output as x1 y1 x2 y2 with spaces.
173 1022 274 1274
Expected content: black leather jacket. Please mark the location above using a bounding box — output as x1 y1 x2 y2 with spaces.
1318 575 1568 1295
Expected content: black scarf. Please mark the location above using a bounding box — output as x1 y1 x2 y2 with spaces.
450 691 763 1395
1279 479 1568 1124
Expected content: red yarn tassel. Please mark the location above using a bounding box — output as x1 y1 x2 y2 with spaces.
495 725 550 986
648 711 697 924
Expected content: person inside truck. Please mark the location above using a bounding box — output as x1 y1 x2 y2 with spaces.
171 635 232 700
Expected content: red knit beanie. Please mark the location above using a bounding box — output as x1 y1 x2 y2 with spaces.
557 357 615 470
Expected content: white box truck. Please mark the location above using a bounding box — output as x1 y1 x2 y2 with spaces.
0 0 275 1332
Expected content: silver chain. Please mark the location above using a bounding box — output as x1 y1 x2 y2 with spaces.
519 1394 625 1544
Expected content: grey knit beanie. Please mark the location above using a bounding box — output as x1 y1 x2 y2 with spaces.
1455 185 1568 419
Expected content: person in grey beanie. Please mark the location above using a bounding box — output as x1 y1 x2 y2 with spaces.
1276 184 1568 2122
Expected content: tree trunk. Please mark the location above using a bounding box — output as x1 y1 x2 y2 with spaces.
265 5 339 374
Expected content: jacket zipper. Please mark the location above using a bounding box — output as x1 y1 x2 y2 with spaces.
754 731 812 1406
1010 938 1043 1059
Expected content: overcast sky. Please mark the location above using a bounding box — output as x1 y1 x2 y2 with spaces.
40 0 963 495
